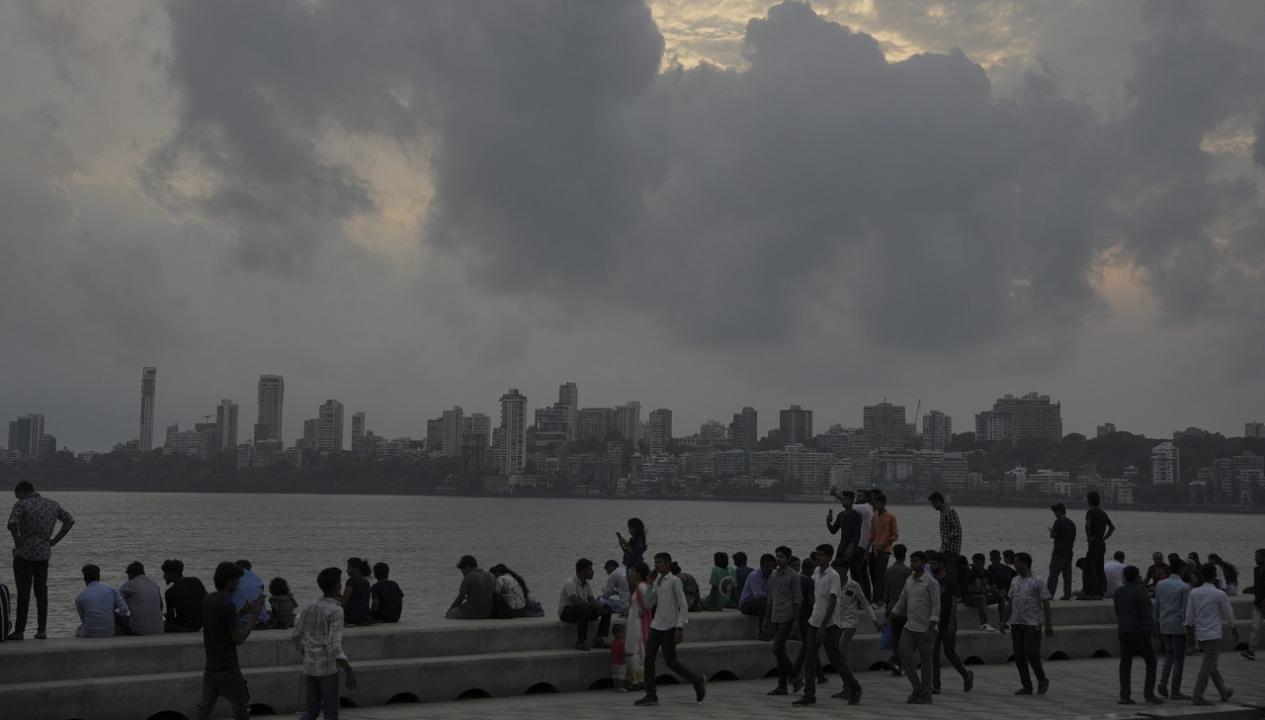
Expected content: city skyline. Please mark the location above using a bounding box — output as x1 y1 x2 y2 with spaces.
2 2 1265 454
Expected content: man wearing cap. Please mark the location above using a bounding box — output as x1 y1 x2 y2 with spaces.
446 555 495 619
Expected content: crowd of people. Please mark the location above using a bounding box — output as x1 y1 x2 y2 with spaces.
5 480 1264 718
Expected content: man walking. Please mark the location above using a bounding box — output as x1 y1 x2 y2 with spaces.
1186 564 1237 706
292 567 358 720
1047 504 1076 601
869 493 899 604
884 544 913 676
1154 563 1191 699
1083 491 1115 600
6 481 74 640
893 550 939 704
765 546 802 696
792 545 848 707
1114 566 1162 705
1243 548 1264 661
929 493 961 569
930 552 973 694
196 561 264 720
634 552 705 706
1002 552 1053 696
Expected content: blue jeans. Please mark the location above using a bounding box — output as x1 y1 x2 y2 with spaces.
1159 633 1186 692
300 673 340 720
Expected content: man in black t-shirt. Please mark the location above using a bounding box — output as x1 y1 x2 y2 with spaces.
162 559 207 632
931 552 973 693
1083 492 1115 600
196 561 264 720
370 562 404 623
1047 505 1077 601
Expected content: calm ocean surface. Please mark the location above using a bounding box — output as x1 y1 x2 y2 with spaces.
12 492 1262 637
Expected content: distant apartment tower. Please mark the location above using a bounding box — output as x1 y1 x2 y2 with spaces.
463 413 491 450
139 367 157 452
425 418 444 453
533 406 570 450
499 389 527 475
615 402 642 444
975 392 1062 445
1246 421 1265 439
440 407 464 457
578 408 615 443
558 382 579 443
922 410 952 452
256 375 285 442
648 409 673 455
864 402 909 449
7 414 45 457
317 399 344 452
302 418 319 449
779 406 813 446
729 406 758 451
1151 441 1180 485
351 412 366 444
216 399 239 450
1096 422 1117 439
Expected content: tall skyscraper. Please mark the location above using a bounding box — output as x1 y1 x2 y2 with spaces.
139 367 157 452
779 405 813 446
864 402 910 449
499 388 528 475
578 407 616 443
256 375 285 442
426 418 444 453
558 382 579 442
648 409 673 455
216 399 239 450
7 414 45 457
351 412 366 445
921 410 952 452
1151 441 1180 485
975 392 1062 445
441 406 464 457
463 413 491 450
729 406 758 451
615 402 642 444
317 399 344 452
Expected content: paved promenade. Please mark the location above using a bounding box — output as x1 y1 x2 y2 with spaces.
340 656 1265 720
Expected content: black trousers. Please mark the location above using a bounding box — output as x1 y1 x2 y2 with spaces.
1010 624 1046 688
559 604 610 644
12 557 49 634
850 550 872 601
194 669 250 720
644 627 701 697
934 622 970 687
1085 540 1107 597
1118 631 1157 700
772 620 796 689
803 624 859 701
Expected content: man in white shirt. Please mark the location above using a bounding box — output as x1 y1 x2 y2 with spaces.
601 559 630 614
1185 564 1237 706
1001 552 1053 696
1105 551 1127 598
634 552 705 707
791 545 874 706
893 550 940 704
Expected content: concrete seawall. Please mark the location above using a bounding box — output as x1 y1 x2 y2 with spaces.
0 597 1255 720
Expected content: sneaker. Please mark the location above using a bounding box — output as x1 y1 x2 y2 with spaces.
1219 689 1234 703
830 690 851 700
1037 678 1050 695
849 687 862 705
694 678 706 704
1171 691 1191 701
1156 684 1168 698
615 686 629 693
5 632 23 641
1118 698 1136 705
768 687 789 696
964 671 974 693
908 695 931 704
575 642 591 652
792 697 816 707
33 632 46 640
1015 687 1034 696
1242 650 1256 661
1144 695 1163 705
979 623 995 631
1192 697 1213 707
634 695 658 707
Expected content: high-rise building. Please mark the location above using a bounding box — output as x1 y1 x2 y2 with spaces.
317 399 344 452
1096 422 1117 438
922 410 952 452
351 412 366 443
256 375 285 442
425 418 443 454
164 423 207 461
462 413 491 450
864 402 910 449
7 414 45 458
779 405 813 446
301 418 319 450
216 399 239 450
614 402 642 444
1246 422 1265 439
975 392 1062 445
499 389 527 475
139 367 157 452
578 408 616 443
648 409 673 455
533 406 570 450
1151 441 1180 485
558 382 579 443
729 406 758 451
441 407 464 458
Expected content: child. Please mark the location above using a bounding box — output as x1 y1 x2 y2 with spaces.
610 624 628 691
370 562 404 623
268 577 297 629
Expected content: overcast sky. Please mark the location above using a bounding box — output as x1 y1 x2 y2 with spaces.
2 0 1264 452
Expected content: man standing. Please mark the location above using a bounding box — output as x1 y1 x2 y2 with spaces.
1002 552 1053 696
893 550 939 704
826 490 863 597
1083 491 1115 600
292 567 358 720
6 481 74 640
196 562 264 720
1114 566 1162 705
1186 564 1237 706
1242 548 1264 661
765 546 802 696
162 559 208 632
869 493 898 604
634 552 705 706
118 561 164 636
1154 563 1191 699
852 490 875 601
559 558 612 651
928 493 961 569
1047 504 1076 601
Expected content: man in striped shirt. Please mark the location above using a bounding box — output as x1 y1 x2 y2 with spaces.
292 568 358 719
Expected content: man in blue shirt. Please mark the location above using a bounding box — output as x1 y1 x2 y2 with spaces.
74 564 129 638
739 554 774 617
1113 566 1162 705
1153 563 1191 700
231 559 271 627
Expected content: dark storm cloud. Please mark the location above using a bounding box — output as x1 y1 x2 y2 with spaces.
144 0 1264 356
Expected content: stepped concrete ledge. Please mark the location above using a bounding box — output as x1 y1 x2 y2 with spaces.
0 597 1256 720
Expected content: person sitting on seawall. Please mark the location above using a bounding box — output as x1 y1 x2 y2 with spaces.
739 553 776 618
446 555 496 620
559 558 613 651
1105 551 1127 599
672 562 703 612
341 558 373 626
232 560 272 628
704 552 737 611
491 563 541 617
370 562 404 624
266 577 297 629
162 559 207 633
75 564 129 638
118 561 164 636
600 559 630 616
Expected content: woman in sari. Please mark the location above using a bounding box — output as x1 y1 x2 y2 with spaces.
624 561 652 691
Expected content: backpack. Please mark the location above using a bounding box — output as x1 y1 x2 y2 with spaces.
0 583 10 641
